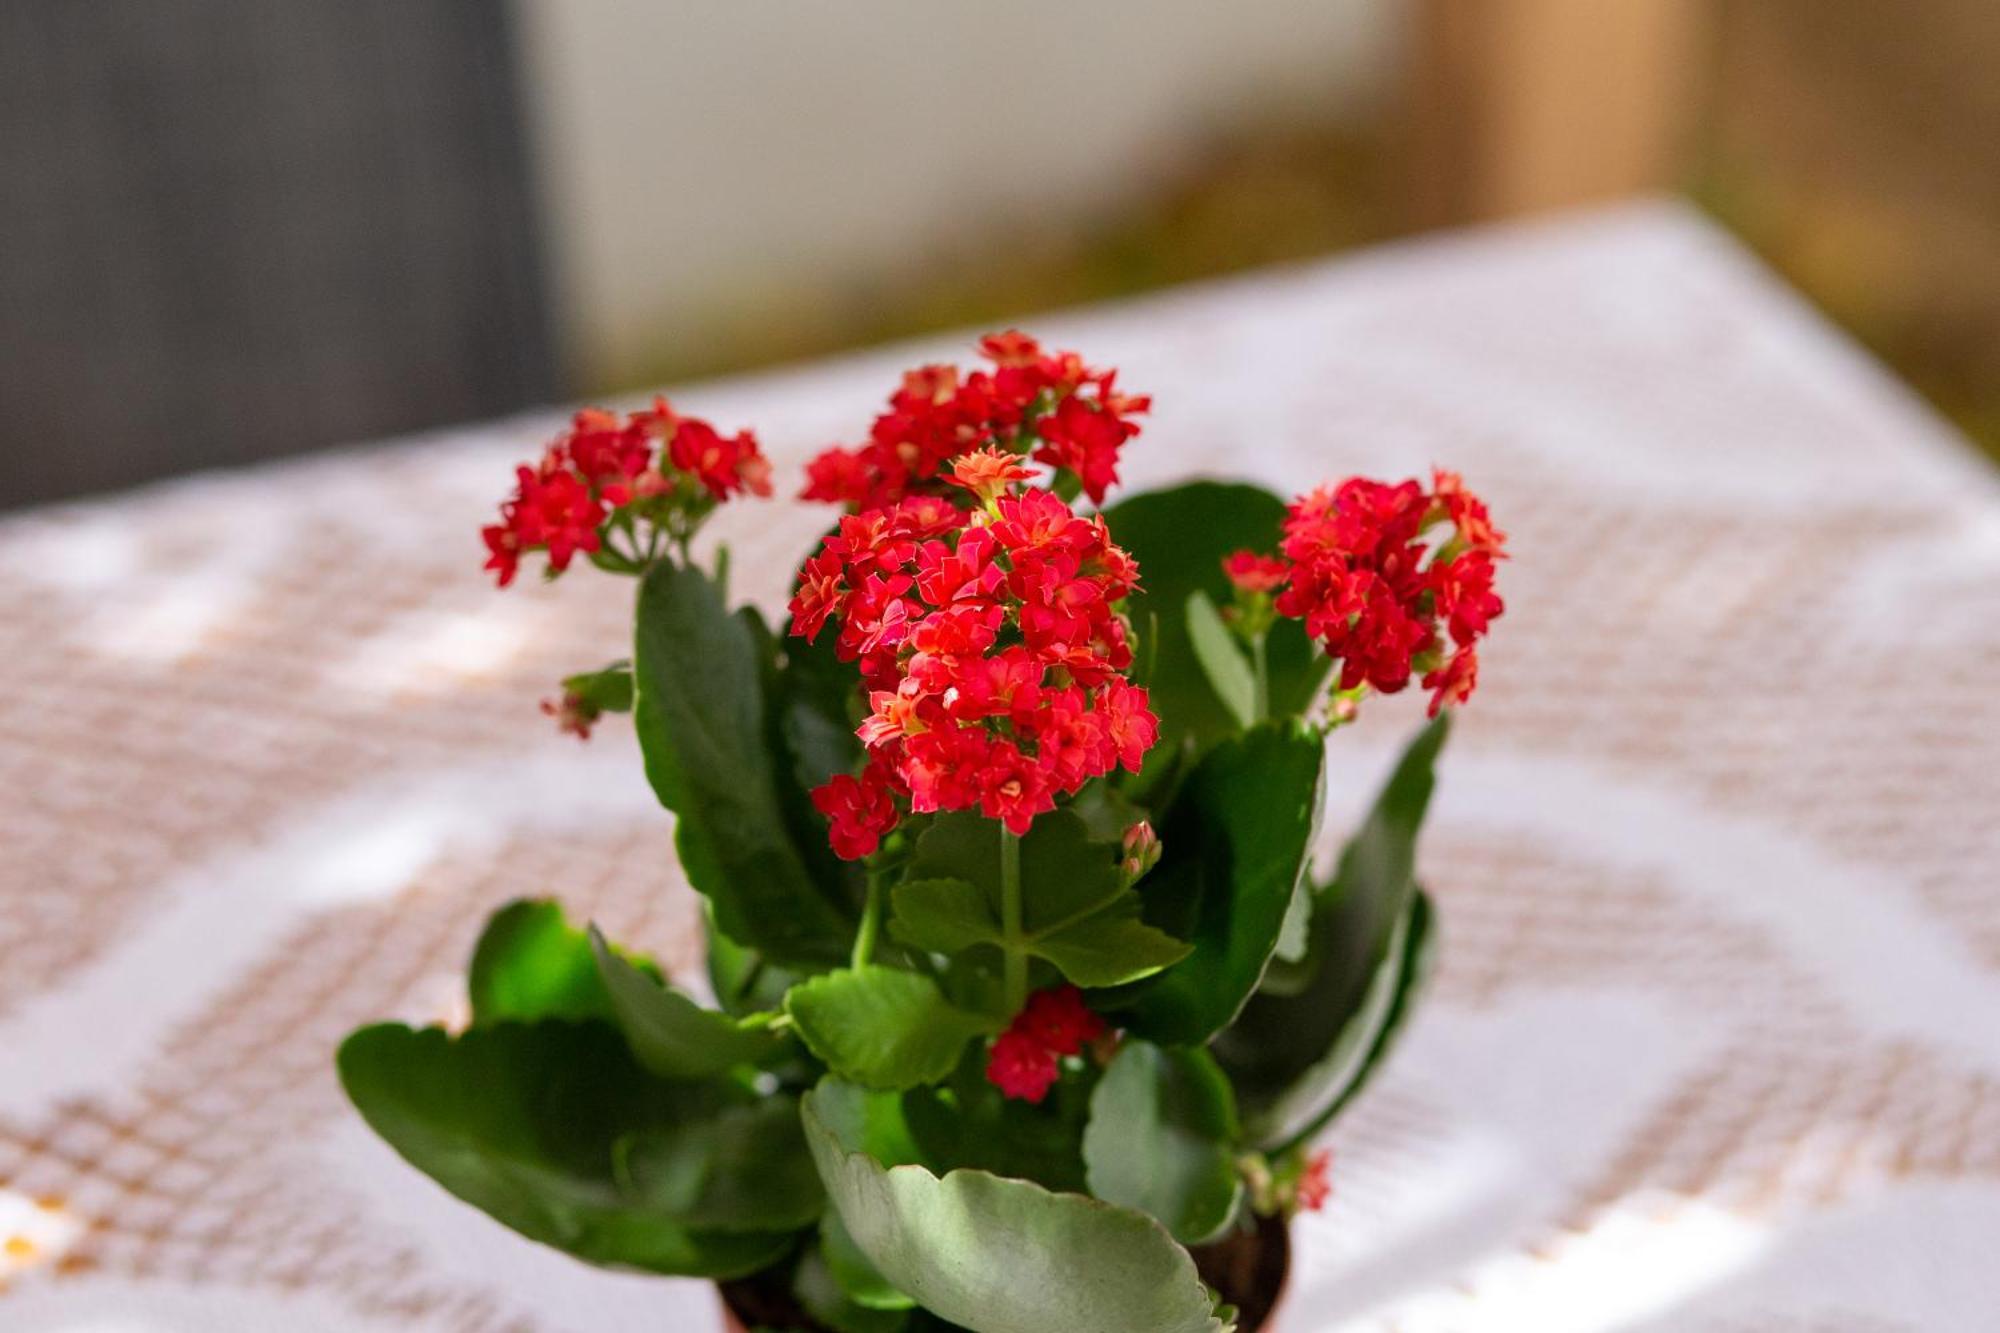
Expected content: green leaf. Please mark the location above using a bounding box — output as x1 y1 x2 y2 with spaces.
706 908 804 1018
894 811 1190 991
888 878 995 957
1103 481 1328 765
776 613 865 793
796 1239 912 1333
467 899 618 1027
739 605 866 913
633 561 854 966
1212 715 1448 1149
1103 723 1325 1044
821 1208 917 1311
804 1082 1230 1333
786 967 995 1091
1184 591 1256 731
898 1052 1094 1195
336 1022 798 1278
1084 1042 1243 1246
589 926 783 1079
619 1095 824 1232
560 661 633 714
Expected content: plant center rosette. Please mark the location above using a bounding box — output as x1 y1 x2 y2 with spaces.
337 332 1506 1333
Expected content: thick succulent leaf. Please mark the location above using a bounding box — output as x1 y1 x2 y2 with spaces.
633 560 853 966
796 1239 913 1333
618 1095 823 1232
1103 724 1325 1043
1102 481 1327 762
1083 1042 1243 1245
560 661 633 714
786 967 995 1091
1212 715 1448 1149
898 1052 1094 1195
821 1208 917 1311
1184 591 1257 731
705 908 807 1017
739 605 865 909
893 810 1189 990
804 1082 1231 1333
336 1022 796 1277
776 612 865 793
588 926 783 1079
467 899 618 1027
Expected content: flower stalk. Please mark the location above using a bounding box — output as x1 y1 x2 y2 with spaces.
1000 822 1026 1015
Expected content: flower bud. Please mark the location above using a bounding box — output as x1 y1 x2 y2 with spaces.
1121 820 1162 884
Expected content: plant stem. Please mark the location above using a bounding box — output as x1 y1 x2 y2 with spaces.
852 866 884 970
1250 631 1270 725
999 823 1026 1014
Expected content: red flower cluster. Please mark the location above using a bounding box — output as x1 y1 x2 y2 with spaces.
481 399 772 586
790 460 1159 854
985 985 1107 1103
1273 469 1505 716
1222 550 1290 594
800 331 1149 510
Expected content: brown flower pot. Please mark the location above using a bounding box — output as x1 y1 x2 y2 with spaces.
717 1211 1291 1333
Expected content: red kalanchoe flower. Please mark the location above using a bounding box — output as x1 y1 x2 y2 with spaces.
798 332 1149 509
810 766 901 861
985 1029 1061 1104
1272 472 1506 711
947 446 1037 507
792 479 1158 850
1422 646 1479 718
1296 1149 1333 1213
985 985 1107 1102
1013 985 1106 1058
482 461 607 586
540 689 599 740
1222 549 1289 594
482 399 771 586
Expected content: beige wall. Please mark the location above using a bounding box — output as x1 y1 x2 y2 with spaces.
514 1 1396 391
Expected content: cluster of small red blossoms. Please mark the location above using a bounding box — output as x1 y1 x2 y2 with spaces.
1267 469 1505 716
800 331 1149 511
794 450 1159 854
481 399 772 587
985 985 1108 1103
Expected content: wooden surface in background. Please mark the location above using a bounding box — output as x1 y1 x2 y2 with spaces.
1405 0 1709 226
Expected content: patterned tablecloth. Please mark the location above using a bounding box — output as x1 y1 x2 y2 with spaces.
2 201 1996 1332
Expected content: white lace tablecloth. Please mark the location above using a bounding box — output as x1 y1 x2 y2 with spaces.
3 201 1996 1332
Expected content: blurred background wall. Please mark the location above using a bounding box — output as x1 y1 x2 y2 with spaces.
2 0 1995 510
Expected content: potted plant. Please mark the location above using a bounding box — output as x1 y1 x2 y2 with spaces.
337 333 1504 1332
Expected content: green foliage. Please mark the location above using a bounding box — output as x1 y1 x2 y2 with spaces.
1213 715 1448 1150
892 810 1189 991
796 1239 913 1333
820 1208 917 1312
560 661 634 714
1101 481 1327 767
342 482 1464 1325
633 561 854 966
336 1022 807 1278
1184 590 1257 730
467 899 620 1027
588 926 785 1080
1103 724 1325 1044
785 967 996 1091
900 1050 1095 1194
803 1081 1232 1333
1083 1042 1242 1245
619 1096 824 1232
